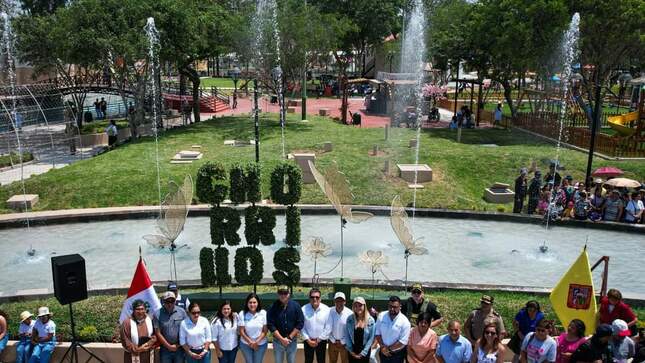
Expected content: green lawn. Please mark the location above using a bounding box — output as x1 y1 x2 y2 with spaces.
0 114 643 213
80 119 129 135
1 286 642 341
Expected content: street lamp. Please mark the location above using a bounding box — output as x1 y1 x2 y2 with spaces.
230 66 241 92
617 72 632 112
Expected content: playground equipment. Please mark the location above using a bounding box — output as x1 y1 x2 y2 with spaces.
607 111 640 136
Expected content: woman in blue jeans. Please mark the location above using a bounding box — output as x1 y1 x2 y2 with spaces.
29 307 56 363
238 293 268 363
211 301 239 363
17 311 36 363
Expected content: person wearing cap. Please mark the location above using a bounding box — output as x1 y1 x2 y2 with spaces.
610 319 635 362
527 171 542 215
603 190 623 222
16 311 36 363
344 296 376 363
402 284 443 328
154 291 187 363
267 285 304 363
29 307 56 363
168 282 190 311
519 319 557 363
327 292 352 363
436 320 472 363
375 296 411 363
120 299 157 363
302 288 331 363
0 309 7 358
598 289 638 336
569 324 613 363
514 168 528 213
464 295 505 343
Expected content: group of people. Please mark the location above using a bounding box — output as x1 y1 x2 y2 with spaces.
1 284 642 363
94 98 108 120
513 164 644 224
449 106 475 130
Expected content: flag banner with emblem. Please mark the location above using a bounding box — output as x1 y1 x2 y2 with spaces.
119 257 162 323
549 247 597 332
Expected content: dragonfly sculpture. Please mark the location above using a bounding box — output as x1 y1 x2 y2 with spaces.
308 160 373 279
302 237 333 283
359 250 388 299
390 195 428 287
143 175 193 281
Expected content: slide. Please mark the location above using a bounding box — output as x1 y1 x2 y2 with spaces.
607 111 640 137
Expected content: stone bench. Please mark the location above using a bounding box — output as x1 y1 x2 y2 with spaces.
287 106 297 113
484 182 515 203
398 164 433 183
6 194 39 210
319 108 331 116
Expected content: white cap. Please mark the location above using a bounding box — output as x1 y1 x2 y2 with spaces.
333 292 346 301
353 296 366 305
611 319 630 337
162 291 176 301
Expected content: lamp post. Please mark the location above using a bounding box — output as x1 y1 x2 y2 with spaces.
584 69 602 189
272 65 286 158
617 72 632 112
254 78 260 163
301 0 307 121
230 65 241 93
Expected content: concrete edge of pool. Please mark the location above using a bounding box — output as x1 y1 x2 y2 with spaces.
1 203 644 233
2 277 644 306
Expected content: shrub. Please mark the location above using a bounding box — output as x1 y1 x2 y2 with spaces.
229 163 246 205
244 206 276 246
234 247 263 285
285 206 301 247
246 162 262 204
199 247 216 286
78 325 99 342
215 247 232 286
272 247 301 287
196 162 228 205
270 162 302 206
210 207 241 246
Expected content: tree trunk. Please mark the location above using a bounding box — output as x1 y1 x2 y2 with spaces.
181 65 201 123
501 79 517 117
216 56 220 77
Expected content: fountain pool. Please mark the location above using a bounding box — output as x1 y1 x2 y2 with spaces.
0 215 642 295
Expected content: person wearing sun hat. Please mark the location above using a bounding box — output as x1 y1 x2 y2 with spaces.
29 306 56 363
16 311 36 363
610 319 636 362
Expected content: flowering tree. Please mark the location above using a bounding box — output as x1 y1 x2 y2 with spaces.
422 84 447 106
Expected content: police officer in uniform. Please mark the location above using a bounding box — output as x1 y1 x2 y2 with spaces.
464 295 506 343
167 282 190 311
401 284 443 328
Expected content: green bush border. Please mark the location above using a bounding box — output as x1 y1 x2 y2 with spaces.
285 206 301 247
210 207 241 246
234 246 263 285
196 162 229 205
270 162 302 206
244 206 276 246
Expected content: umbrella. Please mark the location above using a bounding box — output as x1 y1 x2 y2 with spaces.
592 167 624 178
604 178 641 188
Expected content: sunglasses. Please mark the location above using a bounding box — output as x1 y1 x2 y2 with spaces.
164 300 175 304
412 291 422 295
484 331 497 336
278 291 289 295
309 296 321 300
191 311 201 315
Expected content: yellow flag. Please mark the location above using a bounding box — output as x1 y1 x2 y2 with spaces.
549 247 597 333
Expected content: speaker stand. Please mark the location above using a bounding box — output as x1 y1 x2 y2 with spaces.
59 303 106 363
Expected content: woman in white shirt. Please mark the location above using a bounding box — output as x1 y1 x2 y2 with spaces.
181 303 212 362
238 293 268 363
211 301 239 363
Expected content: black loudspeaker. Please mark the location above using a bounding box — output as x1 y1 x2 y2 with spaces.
51 254 87 305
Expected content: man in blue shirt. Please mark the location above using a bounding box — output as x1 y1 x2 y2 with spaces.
437 320 472 363
154 291 187 363
268 285 305 363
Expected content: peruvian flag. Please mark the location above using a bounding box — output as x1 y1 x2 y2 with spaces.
119 257 162 323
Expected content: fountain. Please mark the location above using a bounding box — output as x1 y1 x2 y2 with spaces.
545 13 580 232
251 0 285 158
144 17 163 210
398 0 427 219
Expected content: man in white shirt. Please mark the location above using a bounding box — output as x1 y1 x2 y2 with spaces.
302 288 331 363
375 296 411 363
625 192 643 223
327 292 353 363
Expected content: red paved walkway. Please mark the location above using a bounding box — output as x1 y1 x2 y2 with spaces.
203 95 495 129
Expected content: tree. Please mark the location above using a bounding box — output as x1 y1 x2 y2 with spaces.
572 0 644 123
153 0 234 123
461 0 569 116
19 0 65 15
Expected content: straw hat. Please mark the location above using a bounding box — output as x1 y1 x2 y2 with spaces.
37 306 52 317
20 311 33 322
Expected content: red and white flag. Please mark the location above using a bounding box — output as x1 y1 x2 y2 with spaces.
119 257 162 323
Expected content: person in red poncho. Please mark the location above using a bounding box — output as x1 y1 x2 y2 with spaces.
598 289 638 336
